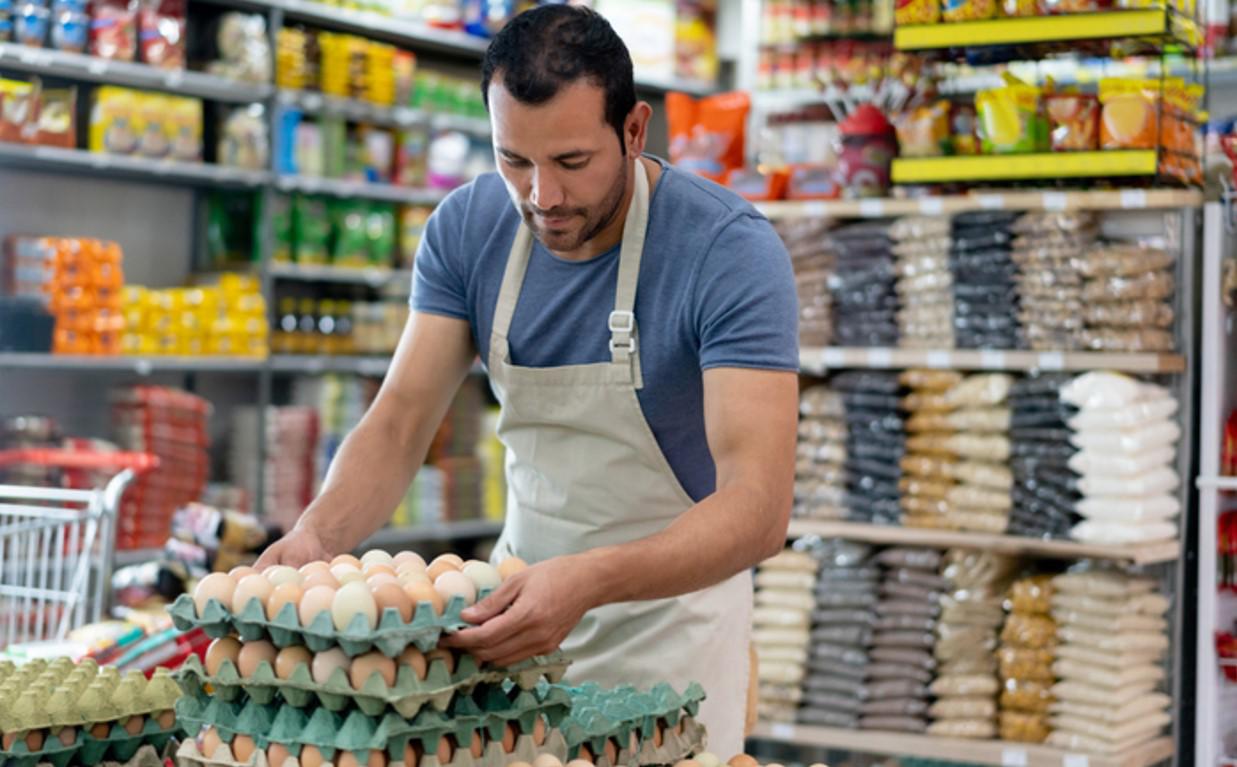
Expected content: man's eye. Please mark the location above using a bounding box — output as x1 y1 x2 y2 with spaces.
504 157 531 168
561 161 588 171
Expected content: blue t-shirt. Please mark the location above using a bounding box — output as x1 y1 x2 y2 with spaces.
411 157 799 501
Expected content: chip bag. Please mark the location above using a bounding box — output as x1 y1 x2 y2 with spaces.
894 100 951 157
1045 91 1099 151
896 0 941 25
1099 78 1156 150
976 79 1045 154
943 0 995 22
666 90 749 184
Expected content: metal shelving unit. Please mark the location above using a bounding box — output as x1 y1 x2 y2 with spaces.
799 347 1186 375
268 262 413 286
0 353 266 374
0 142 271 188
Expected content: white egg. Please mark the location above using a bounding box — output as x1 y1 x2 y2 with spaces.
331 580 379 631
360 549 394 567
461 561 502 592
264 565 301 587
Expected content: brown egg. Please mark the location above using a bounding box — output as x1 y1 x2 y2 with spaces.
426 648 456 674
371 582 414 623
497 557 528 580
237 640 277 677
199 727 224 759
399 647 429 680
426 558 460 582
56 727 76 746
205 636 242 676
340 750 387 767
299 585 338 626
332 554 363 569
91 723 111 738
500 724 518 753
312 647 350 684
577 745 594 763
567 760 593 767
233 573 274 614
652 724 664 748
532 754 562 767
156 711 176 730
393 551 426 569
365 572 401 589
275 645 313 679
267 743 292 767
363 562 396 579
299 561 331 577
232 735 257 762
604 739 619 764
266 582 303 620
403 581 445 616
193 572 237 615
728 756 760 767
532 716 547 746
350 651 396 690
399 570 432 587
25 731 45 751
300 745 329 767
468 732 484 759
510 763 534 767
1 733 15 750
675 761 702 767
229 565 257 580
403 741 423 767
302 571 341 592
435 737 455 766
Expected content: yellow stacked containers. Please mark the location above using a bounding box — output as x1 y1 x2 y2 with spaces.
121 275 269 357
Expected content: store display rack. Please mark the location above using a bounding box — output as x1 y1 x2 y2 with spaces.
758 190 1203 220
275 89 492 135
266 262 412 287
0 142 271 188
799 347 1186 374
749 723 1174 767
893 7 1196 50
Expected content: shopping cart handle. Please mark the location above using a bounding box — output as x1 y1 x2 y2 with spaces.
0 448 160 472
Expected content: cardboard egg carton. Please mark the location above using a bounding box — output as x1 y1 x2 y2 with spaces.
169 590 494 657
175 683 574 763
175 652 570 718
0 661 182 767
552 682 706 766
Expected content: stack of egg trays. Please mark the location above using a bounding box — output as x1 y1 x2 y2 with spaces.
0 659 182 767
176 682 574 767
827 221 900 347
861 547 944 734
795 384 849 521
949 212 1023 350
1007 374 1080 540
552 681 707 766
833 372 905 525
798 540 877 729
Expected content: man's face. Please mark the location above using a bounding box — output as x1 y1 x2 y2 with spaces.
488 76 629 255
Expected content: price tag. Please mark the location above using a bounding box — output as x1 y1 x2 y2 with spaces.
1064 755 1089 767
305 93 323 110
977 194 1005 210
918 197 945 216
1001 748 1028 767
925 350 951 368
1042 192 1068 211
979 349 1007 369
859 199 885 217
90 154 110 169
867 348 893 367
1037 351 1065 370
822 348 845 368
770 723 796 740
164 70 183 88
134 359 153 376
87 59 108 76
803 201 829 219
152 162 169 176
1120 189 1148 209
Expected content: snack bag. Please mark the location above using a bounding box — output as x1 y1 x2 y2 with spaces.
89 85 140 154
1046 90 1099 151
89 0 137 60
896 0 940 25
943 0 994 22
1099 78 1157 150
894 100 951 157
1001 0 1036 16
138 0 185 69
951 102 979 154
35 86 75 147
976 80 1044 154
136 92 170 158
167 94 202 162
0 78 36 143
666 90 749 184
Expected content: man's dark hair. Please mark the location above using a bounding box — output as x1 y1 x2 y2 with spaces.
481 5 637 153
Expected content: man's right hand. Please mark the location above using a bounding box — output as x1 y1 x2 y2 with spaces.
255 525 333 569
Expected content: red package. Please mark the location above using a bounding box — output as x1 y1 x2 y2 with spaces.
89 0 138 61
665 90 750 184
138 0 185 69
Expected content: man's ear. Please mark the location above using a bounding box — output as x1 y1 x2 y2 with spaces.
626 101 653 156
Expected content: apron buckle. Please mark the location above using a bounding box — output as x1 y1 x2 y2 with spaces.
608 310 638 357
608 310 635 333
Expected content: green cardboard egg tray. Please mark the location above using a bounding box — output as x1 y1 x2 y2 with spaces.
175 652 570 718
174 681 574 765
169 589 493 657
0 662 183 767
4 740 178 767
552 682 707 766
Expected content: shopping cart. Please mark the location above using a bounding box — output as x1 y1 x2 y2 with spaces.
0 448 157 649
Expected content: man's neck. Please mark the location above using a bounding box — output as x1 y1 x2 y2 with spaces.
549 156 661 262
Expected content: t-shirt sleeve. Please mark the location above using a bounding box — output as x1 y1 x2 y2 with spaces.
693 213 800 372
410 189 470 320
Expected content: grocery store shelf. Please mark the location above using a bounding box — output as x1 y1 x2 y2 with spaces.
269 354 391 376
275 175 447 204
749 723 1173 767
799 347 1186 374
891 151 1159 184
0 353 264 374
0 43 272 102
758 189 1202 219
0 143 271 188
268 262 413 286
360 520 504 550
276 89 491 134
894 8 1193 50
786 520 1179 564
1197 476 1237 490
112 548 165 567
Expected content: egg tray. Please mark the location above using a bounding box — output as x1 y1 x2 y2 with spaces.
175 682 574 758
0 714 183 767
551 682 707 765
175 652 570 719
1 740 178 767
169 588 495 657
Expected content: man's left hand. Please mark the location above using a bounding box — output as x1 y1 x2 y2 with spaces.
441 555 600 666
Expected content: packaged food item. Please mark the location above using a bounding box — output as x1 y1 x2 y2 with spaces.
14 0 50 46
1046 91 1099 151
138 0 185 69
35 86 75 147
666 90 749 184
52 0 89 51
89 85 141 155
951 102 980 155
1099 78 1157 150
976 80 1045 154
1038 0 1104 12
836 105 897 197
894 101 951 158
89 0 137 60
0 78 36 143
943 0 995 21
218 104 268 170
167 94 202 161
1001 0 1036 15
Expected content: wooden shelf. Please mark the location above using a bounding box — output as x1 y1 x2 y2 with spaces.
799 347 1186 374
757 189 1202 220
0 353 264 373
749 723 1173 767
786 520 1180 564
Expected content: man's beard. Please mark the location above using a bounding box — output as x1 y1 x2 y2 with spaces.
522 167 628 253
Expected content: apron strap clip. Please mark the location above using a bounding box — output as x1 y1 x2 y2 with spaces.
608 310 637 362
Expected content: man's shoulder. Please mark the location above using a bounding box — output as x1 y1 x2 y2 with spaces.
434 172 518 225
655 162 764 227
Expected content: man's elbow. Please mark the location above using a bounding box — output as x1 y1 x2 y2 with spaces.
758 481 794 560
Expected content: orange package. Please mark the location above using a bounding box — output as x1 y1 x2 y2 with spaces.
1099 78 1158 149
1046 91 1099 151
666 90 750 184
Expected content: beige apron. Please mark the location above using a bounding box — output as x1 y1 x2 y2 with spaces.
487 160 752 759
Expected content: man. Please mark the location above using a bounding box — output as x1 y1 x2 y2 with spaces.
257 5 798 755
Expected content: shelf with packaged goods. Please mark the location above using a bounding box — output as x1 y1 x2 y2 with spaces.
267 262 413 287
274 175 448 204
785 519 1179 565
748 723 1174 767
798 347 1186 374
268 354 391 376
0 143 271 188
0 353 265 374
0 42 273 102
893 8 1197 50
359 520 505 550
890 151 1161 184
276 89 491 135
254 0 718 97
757 189 1202 220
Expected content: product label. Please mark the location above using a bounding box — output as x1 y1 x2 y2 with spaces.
859 199 885 217
1001 748 1027 767
1120 189 1148 209
919 198 945 216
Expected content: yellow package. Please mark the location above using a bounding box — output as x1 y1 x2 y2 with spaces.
896 0 941 24
977 81 1045 153
165 96 203 162
943 0 994 22
895 100 951 157
89 86 140 155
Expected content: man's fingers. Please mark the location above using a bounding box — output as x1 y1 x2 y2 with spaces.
442 599 527 650
460 577 520 625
